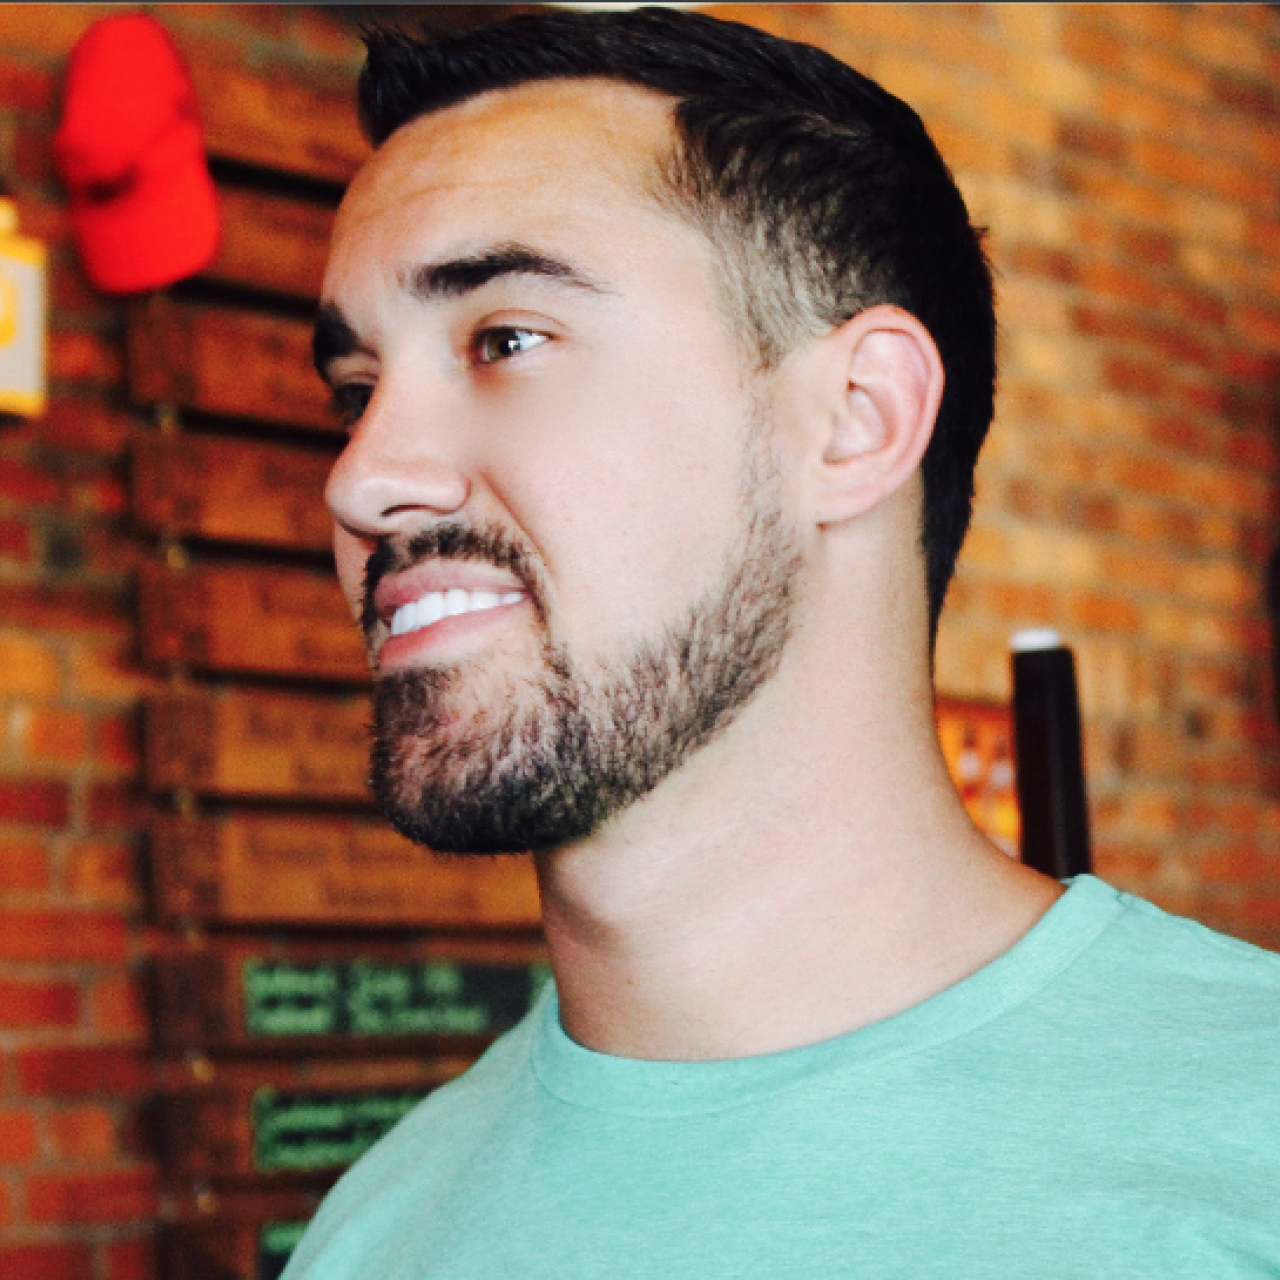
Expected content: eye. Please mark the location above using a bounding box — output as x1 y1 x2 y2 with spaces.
330 382 373 428
473 327 549 366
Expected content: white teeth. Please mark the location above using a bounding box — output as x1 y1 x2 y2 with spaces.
389 589 523 638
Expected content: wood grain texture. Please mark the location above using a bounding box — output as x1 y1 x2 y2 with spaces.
150 814 542 928
210 186 334 300
189 55 368 184
132 433 338 552
127 296 338 432
144 687 371 801
138 561 366 681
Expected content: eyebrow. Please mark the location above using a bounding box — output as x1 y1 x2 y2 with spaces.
313 243 614 383
399 243 614 303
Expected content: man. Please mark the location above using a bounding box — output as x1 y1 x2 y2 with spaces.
290 8 1280 1276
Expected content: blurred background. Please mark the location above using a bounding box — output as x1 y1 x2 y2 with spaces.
0 3 1278 1276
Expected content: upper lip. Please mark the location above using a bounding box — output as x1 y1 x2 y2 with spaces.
372 563 528 625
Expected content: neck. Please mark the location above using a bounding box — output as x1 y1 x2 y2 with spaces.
534 597 1061 1061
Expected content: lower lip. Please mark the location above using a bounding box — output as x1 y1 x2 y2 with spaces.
375 599 528 671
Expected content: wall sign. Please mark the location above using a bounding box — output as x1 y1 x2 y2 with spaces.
0 198 46 419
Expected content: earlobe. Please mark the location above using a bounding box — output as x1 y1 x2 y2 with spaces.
812 306 945 526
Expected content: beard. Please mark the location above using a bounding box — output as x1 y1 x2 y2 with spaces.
367 439 802 856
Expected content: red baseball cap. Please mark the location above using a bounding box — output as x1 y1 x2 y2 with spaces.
54 14 219 295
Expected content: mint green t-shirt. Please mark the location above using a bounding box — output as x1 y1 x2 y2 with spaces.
284 876 1280 1278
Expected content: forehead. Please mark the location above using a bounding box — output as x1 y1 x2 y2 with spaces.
332 79 679 259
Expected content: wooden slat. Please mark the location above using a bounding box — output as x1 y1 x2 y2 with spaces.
159 1062 461 1178
150 814 542 929
144 688 370 802
209 187 333 301
188 54 368 184
151 936 547 1054
133 434 337 552
138 561 365 682
127 296 338 433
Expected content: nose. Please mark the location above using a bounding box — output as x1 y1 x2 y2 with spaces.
325 379 471 539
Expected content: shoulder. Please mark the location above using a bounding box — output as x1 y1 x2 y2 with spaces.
1086 877 1280 998
283 1007 539 1278
1043 876 1280 1075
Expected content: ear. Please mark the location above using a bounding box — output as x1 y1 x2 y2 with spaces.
806 305 944 527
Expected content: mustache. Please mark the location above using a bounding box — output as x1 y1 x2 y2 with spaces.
360 521 541 639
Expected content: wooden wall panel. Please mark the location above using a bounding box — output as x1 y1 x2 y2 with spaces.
189 56 367 183
151 936 547 1053
159 1063 462 1179
144 688 370 802
138 562 365 681
133 433 336 552
127 298 338 432
210 187 334 300
150 814 542 928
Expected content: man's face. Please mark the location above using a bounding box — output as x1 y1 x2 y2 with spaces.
319 80 802 854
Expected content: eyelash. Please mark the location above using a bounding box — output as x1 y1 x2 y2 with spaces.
330 383 372 429
328 327 550 428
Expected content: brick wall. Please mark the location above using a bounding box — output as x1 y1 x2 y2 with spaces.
0 3 1277 1273
0 7 365 1274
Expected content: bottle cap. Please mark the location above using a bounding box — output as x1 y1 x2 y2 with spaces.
1010 627 1063 653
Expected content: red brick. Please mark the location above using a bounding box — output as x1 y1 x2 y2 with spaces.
0 632 62 697
0 55 55 110
0 838 51 892
71 470 129 518
47 1104 117 1163
287 5 363 60
0 1243 95 1280
67 839 138 907
0 4 113 56
1236 304 1280 354
48 329 124 387
86 780 149 829
0 978 80 1028
0 515 33 562
10 193 69 245
0 582 130 635
17 1045 151 1098
11 119 53 184
23 706 92 765
104 1234 160 1280
1101 354 1167 399
0 910 128 963
0 456 62 506
1058 116 1125 164
88 973 149 1039
0 777 69 825
0 1107 38 1162
27 1167 159 1225
96 713 141 770
69 640 153 705
36 398 134 458
1211 71 1280 120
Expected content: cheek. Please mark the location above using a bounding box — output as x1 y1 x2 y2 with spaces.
332 530 370 622
490 417 747 647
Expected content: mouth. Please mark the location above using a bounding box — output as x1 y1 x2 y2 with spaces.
389 588 526 638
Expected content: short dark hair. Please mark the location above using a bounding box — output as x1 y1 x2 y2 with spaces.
357 7 996 645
